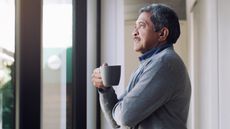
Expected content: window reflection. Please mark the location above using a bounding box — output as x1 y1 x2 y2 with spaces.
42 0 72 129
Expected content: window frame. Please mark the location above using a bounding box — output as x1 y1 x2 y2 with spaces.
72 0 87 129
15 0 87 129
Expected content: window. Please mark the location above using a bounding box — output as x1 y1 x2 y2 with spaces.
15 0 86 129
42 0 72 129
0 1 15 129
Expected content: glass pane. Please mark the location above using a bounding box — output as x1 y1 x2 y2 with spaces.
42 0 72 129
0 1 15 129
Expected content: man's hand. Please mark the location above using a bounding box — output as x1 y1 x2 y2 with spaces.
91 63 108 89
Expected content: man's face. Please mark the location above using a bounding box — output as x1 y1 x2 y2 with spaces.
132 12 160 54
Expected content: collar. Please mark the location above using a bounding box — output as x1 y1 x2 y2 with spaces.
138 43 173 62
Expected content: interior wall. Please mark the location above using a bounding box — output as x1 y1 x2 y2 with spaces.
87 0 97 129
218 0 230 128
186 0 230 128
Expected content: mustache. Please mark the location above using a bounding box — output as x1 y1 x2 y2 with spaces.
133 36 141 41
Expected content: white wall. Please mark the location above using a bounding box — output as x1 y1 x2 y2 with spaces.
218 0 230 128
87 0 97 129
187 0 230 128
187 0 220 128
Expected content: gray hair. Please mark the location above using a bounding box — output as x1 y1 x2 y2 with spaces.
139 4 180 44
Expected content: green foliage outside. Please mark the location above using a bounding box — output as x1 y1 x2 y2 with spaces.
0 63 14 129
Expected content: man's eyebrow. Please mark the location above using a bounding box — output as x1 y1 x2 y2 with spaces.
136 19 148 25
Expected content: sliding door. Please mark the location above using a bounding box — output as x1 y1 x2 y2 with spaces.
15 0 87 129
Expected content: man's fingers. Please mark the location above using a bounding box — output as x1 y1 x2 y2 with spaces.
92 67 105 88
93 78 103 83
94 73 102 78
93 68 100 74
91 72 102 79
91 78 104 88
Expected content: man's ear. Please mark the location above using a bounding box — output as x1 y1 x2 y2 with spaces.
158 27 169 42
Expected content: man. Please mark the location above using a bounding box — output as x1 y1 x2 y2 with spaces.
92 3 191 129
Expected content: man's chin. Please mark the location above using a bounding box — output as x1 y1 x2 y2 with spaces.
134 48 141 53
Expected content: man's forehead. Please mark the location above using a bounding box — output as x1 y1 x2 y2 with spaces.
136 19 147 24
136 12 152 23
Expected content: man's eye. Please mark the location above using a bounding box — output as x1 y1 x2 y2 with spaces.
134 22 146 29
139 23 145 28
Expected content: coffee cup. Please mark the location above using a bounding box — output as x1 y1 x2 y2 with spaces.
100 65 121 87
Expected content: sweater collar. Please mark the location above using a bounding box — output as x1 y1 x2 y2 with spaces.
139 43 173 62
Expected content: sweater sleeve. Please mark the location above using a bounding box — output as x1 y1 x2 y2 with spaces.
112 57 177 127
98 88 120 128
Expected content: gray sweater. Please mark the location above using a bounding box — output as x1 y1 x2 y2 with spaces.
99 47 191 129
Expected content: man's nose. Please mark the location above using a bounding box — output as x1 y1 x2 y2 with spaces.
132 29 139 37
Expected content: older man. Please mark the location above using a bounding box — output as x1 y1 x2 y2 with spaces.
92 3 191 129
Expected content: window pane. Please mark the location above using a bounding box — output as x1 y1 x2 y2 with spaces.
42 0 72 129
0 1 15 129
